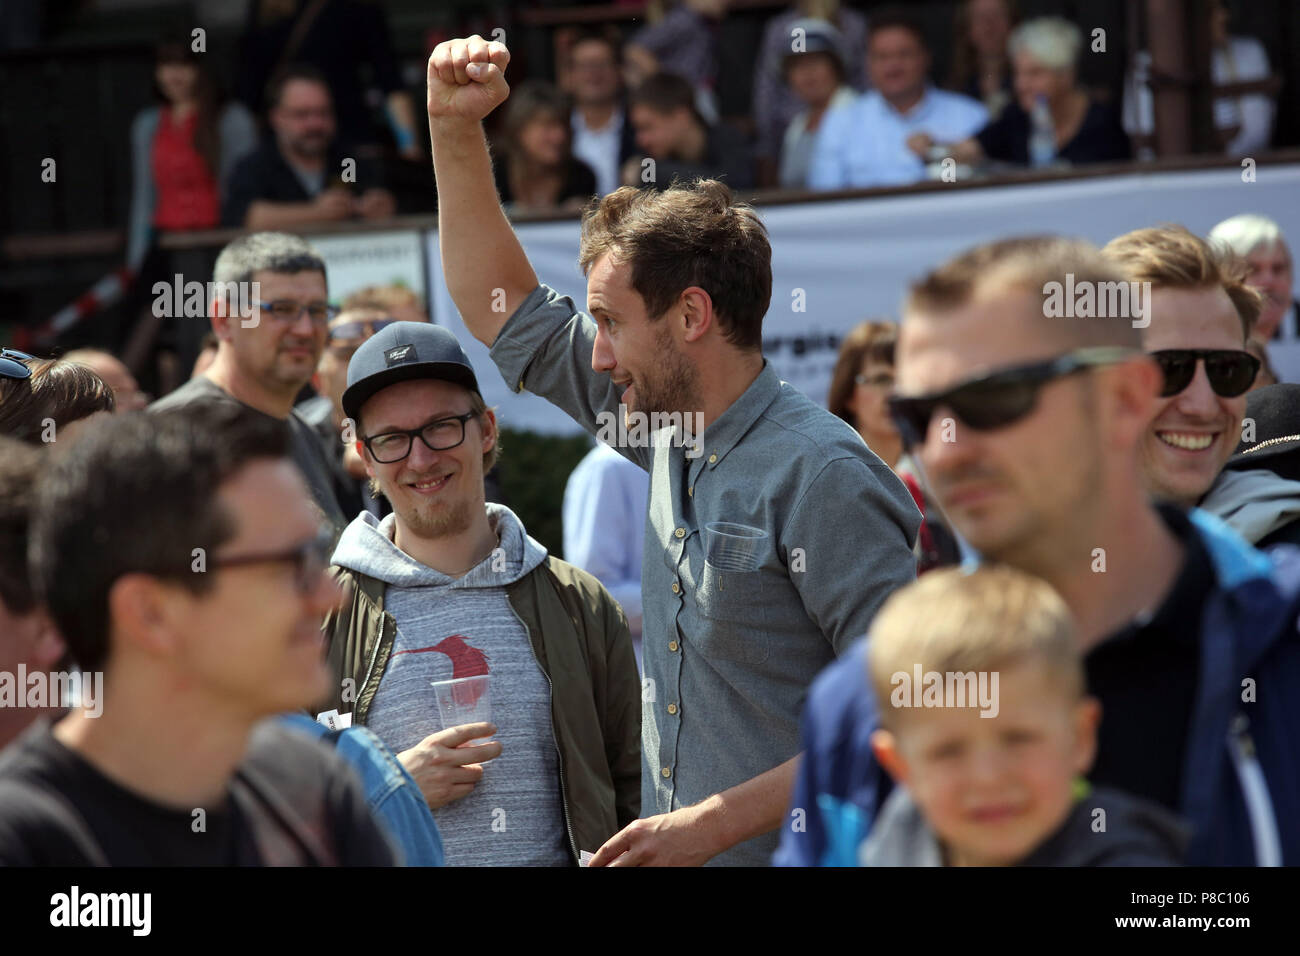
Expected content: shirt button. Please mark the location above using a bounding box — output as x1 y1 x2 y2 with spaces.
661 766 672 778
671 580 680 594
688 486 694 497
669 640 679 652
708 454 718 464
667 703 678 715
674 527 685 539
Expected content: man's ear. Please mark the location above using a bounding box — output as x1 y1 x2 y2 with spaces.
871 728 910 785
1106 355 1161 451
210 293 234 341
480 408 498 454
1073 695 1103 776
680 287 714 344
354 440 375 478
29 610 66 671
106 574 183 660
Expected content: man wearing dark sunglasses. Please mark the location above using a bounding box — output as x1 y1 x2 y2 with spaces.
0 405 399 865
780 236 1300 867
1103 225 1263 510
150 232 345 531
318 322 641 867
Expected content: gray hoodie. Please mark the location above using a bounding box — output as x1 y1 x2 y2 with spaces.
330 504 571 867
860 786 1187 866
1200 467 1300 546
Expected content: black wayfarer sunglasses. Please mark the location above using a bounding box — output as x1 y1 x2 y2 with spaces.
888 346 1137 450
1151 349 1259 399
0 348 34 380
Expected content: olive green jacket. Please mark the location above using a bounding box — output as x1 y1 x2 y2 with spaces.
319 557 641 863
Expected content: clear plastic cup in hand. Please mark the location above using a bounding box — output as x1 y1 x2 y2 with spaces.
431 675 492 745
704 521 768 572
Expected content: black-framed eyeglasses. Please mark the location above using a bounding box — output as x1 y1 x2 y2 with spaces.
330 317 398 342
253 300 340 325
887 346 1136 450
362 411 476 464
1 348 34 380
1151 349 1259 399
210 525 334 594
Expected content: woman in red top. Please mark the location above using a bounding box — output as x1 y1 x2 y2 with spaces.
127 40 257 269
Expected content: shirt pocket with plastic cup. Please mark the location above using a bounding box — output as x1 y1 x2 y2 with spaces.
693 560 774 665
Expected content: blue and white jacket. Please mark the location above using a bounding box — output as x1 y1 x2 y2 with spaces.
774 509 1300 867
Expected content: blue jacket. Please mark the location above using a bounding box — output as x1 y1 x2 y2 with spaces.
279 714 444 867
774 509 1300 867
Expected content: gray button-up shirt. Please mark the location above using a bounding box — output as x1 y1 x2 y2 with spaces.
491 284 920 865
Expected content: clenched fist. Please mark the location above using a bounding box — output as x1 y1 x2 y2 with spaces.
427 35 511 122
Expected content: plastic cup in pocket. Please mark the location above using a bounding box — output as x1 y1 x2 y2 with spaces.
431 675 492 745
705 521 768 572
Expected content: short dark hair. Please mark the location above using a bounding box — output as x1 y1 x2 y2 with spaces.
266 62 331 112
628 71 703 125
0 357 115 444
578 179 772 351
212 231 327 294
30 403 291 673
569 28 622 67
0 436 43 613
866 7 930 50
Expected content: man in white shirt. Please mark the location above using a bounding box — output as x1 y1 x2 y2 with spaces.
564 32 637 197
563 441 650 673
809 10 987 190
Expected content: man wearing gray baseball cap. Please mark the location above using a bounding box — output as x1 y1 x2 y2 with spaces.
318 321 641 867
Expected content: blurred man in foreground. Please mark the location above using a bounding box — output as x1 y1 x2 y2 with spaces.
0 405 397 864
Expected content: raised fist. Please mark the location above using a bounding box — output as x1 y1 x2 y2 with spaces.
427 35 511 122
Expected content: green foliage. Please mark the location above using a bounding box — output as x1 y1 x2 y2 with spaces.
496 428 593 559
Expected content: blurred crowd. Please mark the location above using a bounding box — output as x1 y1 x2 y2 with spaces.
121 0 1283 238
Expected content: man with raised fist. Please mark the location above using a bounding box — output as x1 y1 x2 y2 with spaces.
424 35 919 866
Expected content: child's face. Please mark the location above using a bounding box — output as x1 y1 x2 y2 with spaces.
873 658 1099 866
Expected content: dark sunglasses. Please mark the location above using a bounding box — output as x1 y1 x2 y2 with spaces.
210 525 334 594
330 318 398 342
888 346 1136 450
1151 349 1259 399
0 348 34 380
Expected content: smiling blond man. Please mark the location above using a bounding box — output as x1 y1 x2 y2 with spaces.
1102 224 1262 508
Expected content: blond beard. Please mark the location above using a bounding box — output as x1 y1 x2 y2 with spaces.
397 494 475 540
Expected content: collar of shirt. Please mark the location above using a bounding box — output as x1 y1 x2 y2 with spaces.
572 107 623 138
694 360 782 472
869 85 938 122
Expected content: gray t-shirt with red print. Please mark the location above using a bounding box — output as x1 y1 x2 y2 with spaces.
330 504 571 867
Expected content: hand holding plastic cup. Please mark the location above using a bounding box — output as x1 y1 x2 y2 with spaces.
432 675 492 745
705 521 768 572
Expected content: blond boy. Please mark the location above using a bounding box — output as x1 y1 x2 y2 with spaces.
862 566 1185 866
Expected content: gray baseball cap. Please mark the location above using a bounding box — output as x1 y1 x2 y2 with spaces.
341 322 481 423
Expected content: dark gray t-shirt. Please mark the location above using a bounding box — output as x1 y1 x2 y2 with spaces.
149 375 346 530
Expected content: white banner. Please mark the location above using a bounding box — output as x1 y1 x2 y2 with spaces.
313 229 428 312
426 163 1300 435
